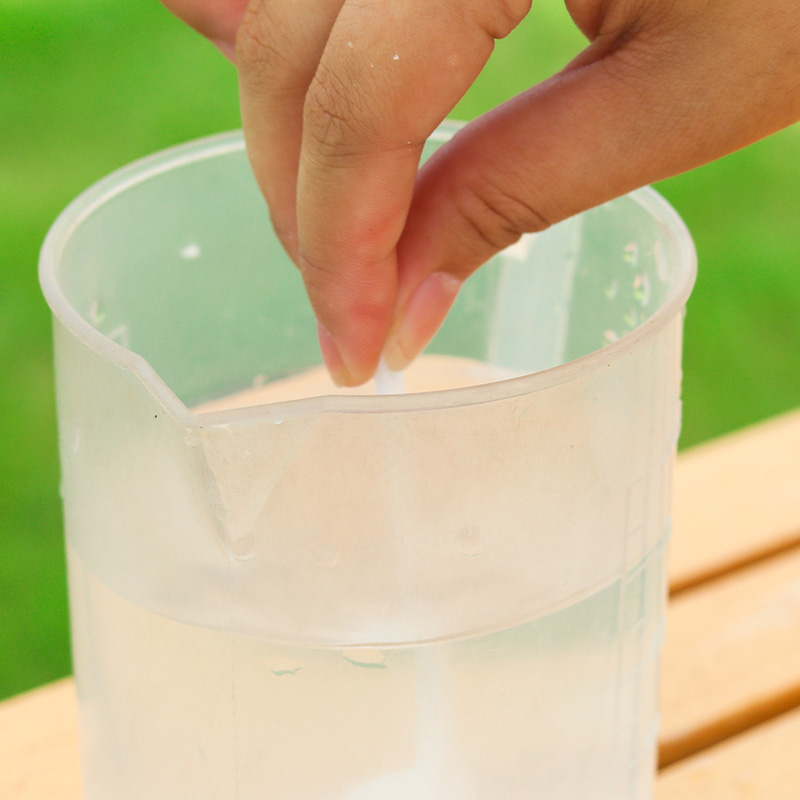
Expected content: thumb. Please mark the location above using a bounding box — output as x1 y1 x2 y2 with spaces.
385 2 800 370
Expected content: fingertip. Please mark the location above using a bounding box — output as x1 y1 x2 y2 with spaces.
304 247 398 387
383 341 413 373
317 321 383 387
316 322 351 387
384 271 462 371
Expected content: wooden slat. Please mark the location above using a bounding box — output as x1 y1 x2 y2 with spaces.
659 546 800 766
657 705 800 799
670 409 800 593
0 679 81 800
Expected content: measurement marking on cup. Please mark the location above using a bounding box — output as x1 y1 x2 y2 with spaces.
107 324 129 348
179 243 201 260
88 299 105 325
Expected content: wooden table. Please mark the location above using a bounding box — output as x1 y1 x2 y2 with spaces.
3 409 800 799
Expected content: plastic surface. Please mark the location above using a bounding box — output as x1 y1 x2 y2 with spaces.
41 124 695 800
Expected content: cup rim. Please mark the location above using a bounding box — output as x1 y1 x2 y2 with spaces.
39 125 697 426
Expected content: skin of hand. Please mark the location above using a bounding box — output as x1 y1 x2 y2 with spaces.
162 0 800 386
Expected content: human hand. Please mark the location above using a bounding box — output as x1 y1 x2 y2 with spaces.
162 0 800 385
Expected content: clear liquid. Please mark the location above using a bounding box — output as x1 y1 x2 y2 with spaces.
68 543 665 800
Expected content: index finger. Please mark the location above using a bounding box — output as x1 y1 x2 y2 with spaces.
297 0 531 385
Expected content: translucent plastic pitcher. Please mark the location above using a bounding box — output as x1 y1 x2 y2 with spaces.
40 123 695 800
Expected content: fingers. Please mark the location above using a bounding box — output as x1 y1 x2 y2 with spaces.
294 0 531 385
236 0 346 260
385 0 800 370
163 0 800 387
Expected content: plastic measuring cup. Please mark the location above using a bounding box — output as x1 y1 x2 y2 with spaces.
40 122 695 800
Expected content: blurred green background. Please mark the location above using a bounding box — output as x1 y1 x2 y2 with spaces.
1 0 798 701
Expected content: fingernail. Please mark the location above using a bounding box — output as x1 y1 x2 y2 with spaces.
210 38 237 64
316 322 350 387
384 272 462 371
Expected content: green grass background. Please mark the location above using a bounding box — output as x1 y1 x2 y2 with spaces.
1 0 798 701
